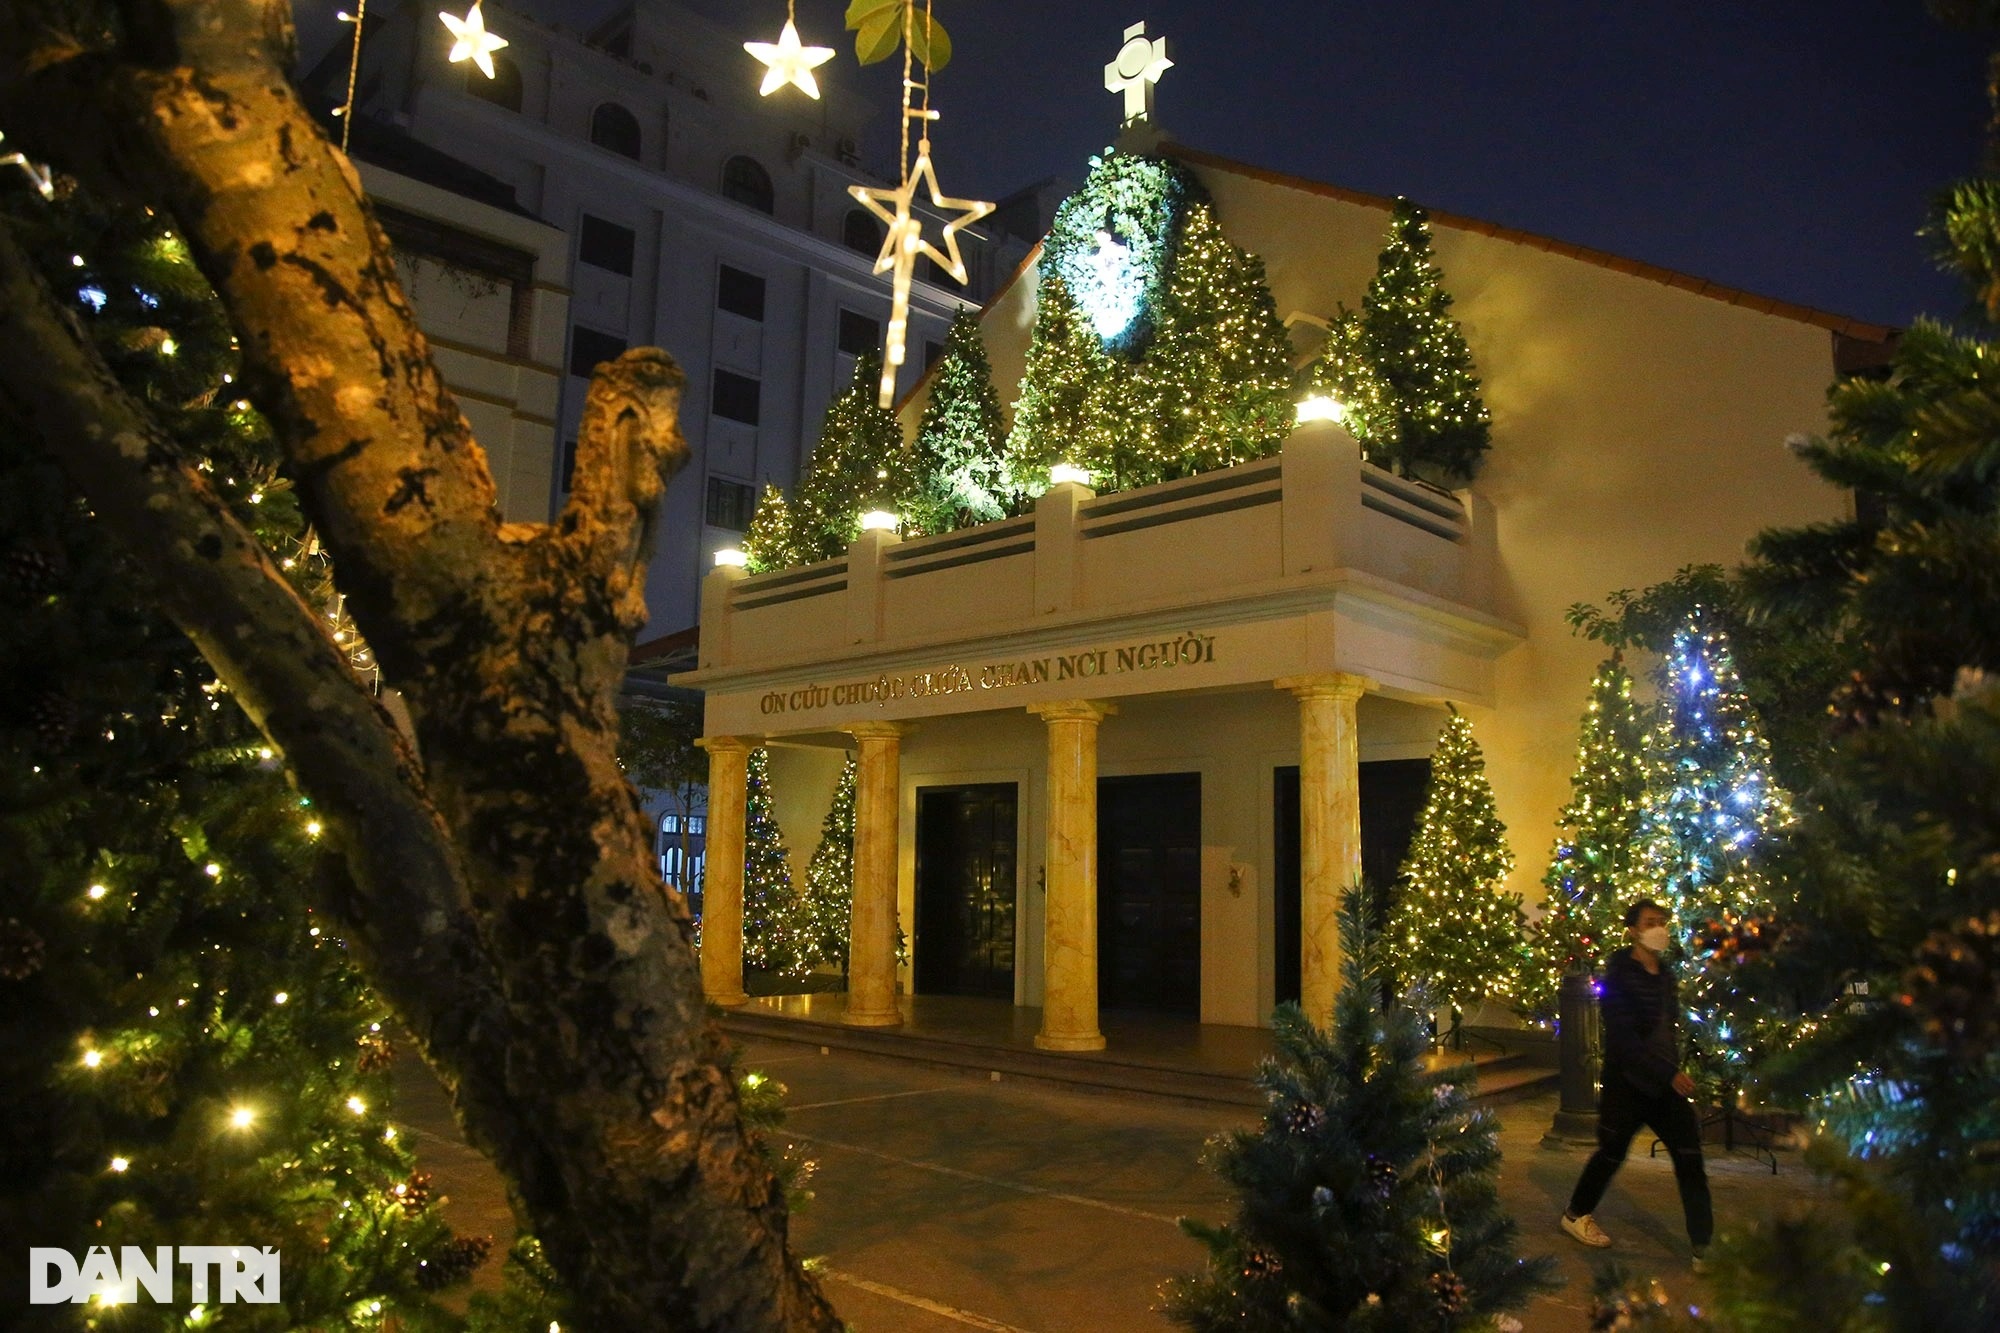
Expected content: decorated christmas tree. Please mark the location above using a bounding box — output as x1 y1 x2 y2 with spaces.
1523 657 1654 1020
1358 198 1491 484
0 180 477 1326
1004 149 1293 493
799 755 858 973
789 352 916 563
1166 888 1555 1331
1634 611 1792 1079
1309 306 1398 463
742 481 803 574
742 747 811 978
910 309 1010 533
1385 709 1526 1040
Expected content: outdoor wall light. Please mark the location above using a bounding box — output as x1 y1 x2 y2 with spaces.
713 548 749 568
858 510 900 532
1049 462 1093 486
1295 394 1345 424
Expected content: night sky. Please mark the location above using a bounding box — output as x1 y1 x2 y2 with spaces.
315 1 1993 329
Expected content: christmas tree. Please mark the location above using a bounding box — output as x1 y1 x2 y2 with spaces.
1146 202 1297 478
1309 306 1399 464
0 181 478 1326
1166 888 1555 1330
1005 149 1293 494
799 755 858 973
1633 611 1792 1078
1358 198 1491 485
742 482 803 574
1385 709 1526 1040
742 747 812 978
789 352 916 564
1523 657 1654 1020
910 310 1010 533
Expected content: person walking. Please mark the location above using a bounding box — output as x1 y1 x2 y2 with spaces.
1559 899 1713 1270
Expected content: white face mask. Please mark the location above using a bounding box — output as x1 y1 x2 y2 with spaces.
1637 925 1672 955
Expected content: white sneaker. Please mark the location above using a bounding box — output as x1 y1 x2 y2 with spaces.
1560 1212 1613 1248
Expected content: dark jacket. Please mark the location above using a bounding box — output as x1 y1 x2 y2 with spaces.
1599 947 1681 1098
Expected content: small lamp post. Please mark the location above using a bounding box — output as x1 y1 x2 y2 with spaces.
1542 969 1602 1148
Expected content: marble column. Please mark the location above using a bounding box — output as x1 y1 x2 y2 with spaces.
697 736 751 1007
1029 700 1116 1051
843 723 905 1027
1276 674 1373 1022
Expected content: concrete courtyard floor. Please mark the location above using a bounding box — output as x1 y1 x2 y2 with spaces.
397 1036 1835 1331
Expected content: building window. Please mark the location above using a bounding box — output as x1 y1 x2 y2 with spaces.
590 102 642 159
711 369 761 425
705 476 757 531
921 255 964 288
578 215 635 276
843 208 885 256
837 308 880 358
722 155 774 214
465 55 523 112
716 265 766 321
924 339 946 371
569 326 627 378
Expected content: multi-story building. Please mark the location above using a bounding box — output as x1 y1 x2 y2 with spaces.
314 0 1039 635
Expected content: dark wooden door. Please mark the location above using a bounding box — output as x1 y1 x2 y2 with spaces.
1273 758 1432 1005
1098 773 1202 1016
914 784 1018 998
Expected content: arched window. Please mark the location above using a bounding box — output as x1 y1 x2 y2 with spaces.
721 155 774 215
843 208 885 256
590 102 641 159
464 54 523 112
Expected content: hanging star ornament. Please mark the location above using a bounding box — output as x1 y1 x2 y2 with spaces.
848 141 994 405
0 131 54 200
745 17 835 99
440 1 508 79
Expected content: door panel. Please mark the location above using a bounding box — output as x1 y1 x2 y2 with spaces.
914 784 1018 998
1098 773 1202 1016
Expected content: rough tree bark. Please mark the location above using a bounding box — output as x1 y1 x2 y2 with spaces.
0 2 841 1328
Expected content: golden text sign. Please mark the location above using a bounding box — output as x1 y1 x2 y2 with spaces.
758 631 1219 717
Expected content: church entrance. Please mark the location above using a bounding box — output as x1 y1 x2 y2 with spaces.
914 784 1019 999
1097 772 1203 1016
1273 758 1432 1006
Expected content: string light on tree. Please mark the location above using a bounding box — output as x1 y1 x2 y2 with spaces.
440 1 508 80
332 2 370 152
744 2 835 99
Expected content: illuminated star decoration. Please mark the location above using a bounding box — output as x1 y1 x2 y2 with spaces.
0 131 54 201
745 5 835 100
440 1 509 80
848 138 993 407
1104 20 1172 125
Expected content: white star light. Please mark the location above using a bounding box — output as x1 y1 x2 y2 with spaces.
1104 21 1172 125
745 19 836 100
848 144 994 406
0 131 54 200
440 2 509 80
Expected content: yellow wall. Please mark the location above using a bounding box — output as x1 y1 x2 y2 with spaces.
975 160 1852 912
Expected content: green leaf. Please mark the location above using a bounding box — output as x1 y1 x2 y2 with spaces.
854 7 902 65
844 0 901 27
906 14 951 72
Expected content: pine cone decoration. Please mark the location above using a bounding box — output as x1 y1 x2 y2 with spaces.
31 692 78 752
415 1234 492 1290
4 545 66 598
0 918 46 980
1240 1248 1282 1280
1281 1101 1325 1135
393 1170 432 1215
1428 1270 1467 1317
356 1030 394 1073
1365 1153 1396 1199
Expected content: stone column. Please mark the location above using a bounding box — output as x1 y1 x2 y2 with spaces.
697 736 751 1007
1029 700 1116 1051
844 723 905 1027
1276 674 1373 1021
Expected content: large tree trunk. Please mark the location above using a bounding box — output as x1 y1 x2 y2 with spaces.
0 2 840 1327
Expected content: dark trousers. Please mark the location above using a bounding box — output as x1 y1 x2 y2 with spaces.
1566 1072 1713 1247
